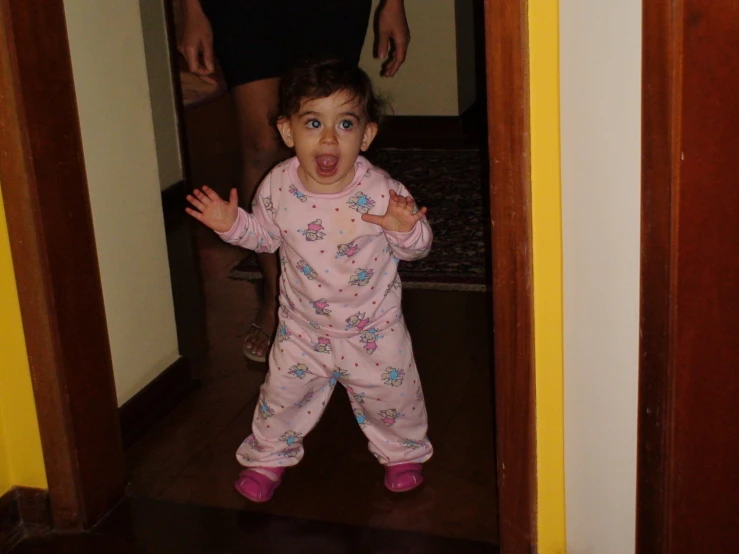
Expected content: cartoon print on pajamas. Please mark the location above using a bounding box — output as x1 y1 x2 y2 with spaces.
336 240 360 259
297 260 317 280
345 311 370 331
347 191 375 214
307 321 321 330
382 367 405 387
346 385 365 405
295 389 315 408
379 408 403 427
354 409 370 428
400 437 430 450
310 298 331 316
385 274 402 296
312 336 332 354
349 268 374 286
299 219 326 241
277 322 291 343
258 398 275 420
416 385 424 402
262 196 277 216
288 363 312 379
359 327 383 354
329 366 349 388
289 184 307 202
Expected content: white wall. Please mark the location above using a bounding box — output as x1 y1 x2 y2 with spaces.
359 0 476 116
559 2 642 553
63 0 180 405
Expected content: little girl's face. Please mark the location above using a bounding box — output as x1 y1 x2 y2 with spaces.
277 90 378 194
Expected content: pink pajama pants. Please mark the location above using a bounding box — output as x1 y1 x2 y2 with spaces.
236 316 433 468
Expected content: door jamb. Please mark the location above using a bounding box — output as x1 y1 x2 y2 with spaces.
0 0 536 549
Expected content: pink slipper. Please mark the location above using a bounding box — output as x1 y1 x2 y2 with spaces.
384 463 424 493
234 467 285 502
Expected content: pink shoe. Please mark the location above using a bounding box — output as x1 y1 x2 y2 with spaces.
234 467 285 503
384 463 424 493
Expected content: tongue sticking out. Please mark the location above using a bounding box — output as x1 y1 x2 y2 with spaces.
315 155 339 176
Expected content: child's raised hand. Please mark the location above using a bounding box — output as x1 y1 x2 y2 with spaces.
185 186 238 233
361 189 427 233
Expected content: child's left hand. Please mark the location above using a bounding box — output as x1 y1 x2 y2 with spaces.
361 189 427 233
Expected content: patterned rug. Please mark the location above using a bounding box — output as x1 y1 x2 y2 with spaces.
229 149 489 291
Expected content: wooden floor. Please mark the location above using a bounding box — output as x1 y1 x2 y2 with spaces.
11 95 498 552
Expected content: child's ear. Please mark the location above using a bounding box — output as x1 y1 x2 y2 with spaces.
276 117 294 148
360 122 379 152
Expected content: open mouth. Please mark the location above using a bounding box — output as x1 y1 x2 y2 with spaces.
315 154 339 177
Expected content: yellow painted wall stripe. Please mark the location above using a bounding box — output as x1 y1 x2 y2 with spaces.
528 2 566 552
0 184 47 493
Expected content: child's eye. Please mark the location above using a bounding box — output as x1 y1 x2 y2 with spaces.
339 120 354 130
306 119 321 129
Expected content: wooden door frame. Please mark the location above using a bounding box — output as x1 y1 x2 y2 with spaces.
0 0 535 550
635 0 677 551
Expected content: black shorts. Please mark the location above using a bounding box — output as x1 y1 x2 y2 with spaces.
202 0 373 89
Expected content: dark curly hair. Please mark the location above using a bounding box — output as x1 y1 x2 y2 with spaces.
276 58 386 124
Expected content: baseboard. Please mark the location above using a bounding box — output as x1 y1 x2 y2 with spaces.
0 487 50 551
119 357 196 449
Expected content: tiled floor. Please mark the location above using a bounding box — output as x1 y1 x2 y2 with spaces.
11 95 499 552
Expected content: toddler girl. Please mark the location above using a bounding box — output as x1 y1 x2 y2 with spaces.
186 58 433 502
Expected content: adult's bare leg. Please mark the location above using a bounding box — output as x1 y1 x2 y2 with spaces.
231 78 290 360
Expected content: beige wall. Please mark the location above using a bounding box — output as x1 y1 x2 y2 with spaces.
359 0 476 116
140 0 183 189
560 1 642 553
63 0 180 405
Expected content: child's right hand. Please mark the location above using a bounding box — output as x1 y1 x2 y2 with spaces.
185 186 238 233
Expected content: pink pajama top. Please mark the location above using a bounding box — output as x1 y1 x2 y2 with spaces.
217 156 432 339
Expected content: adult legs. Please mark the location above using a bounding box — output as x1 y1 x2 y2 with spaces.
230 78 291 360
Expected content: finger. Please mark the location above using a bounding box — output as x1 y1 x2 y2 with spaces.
201 186 221 202
416 206 428 218
361 213 384 226
192 189 211 205
229 188 238 205
202 40 215 73
185 194 206 211
183 46 202 74
185 207 204 221
376 30 391 60
384 41 408 78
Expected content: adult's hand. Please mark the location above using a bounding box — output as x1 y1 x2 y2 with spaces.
376 0 410 77
177 0 217 85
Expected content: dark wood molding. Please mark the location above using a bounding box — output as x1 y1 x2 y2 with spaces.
0 487 51 551
119 357 196 450
484 1 535 553
161 181 210 359
636 1 680 552
0 0 125 531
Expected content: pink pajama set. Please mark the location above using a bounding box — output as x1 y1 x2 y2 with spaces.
217 156 434 468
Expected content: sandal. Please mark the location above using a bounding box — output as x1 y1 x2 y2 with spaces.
243 323 273 363
234 467 285 503
384 463 424 493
